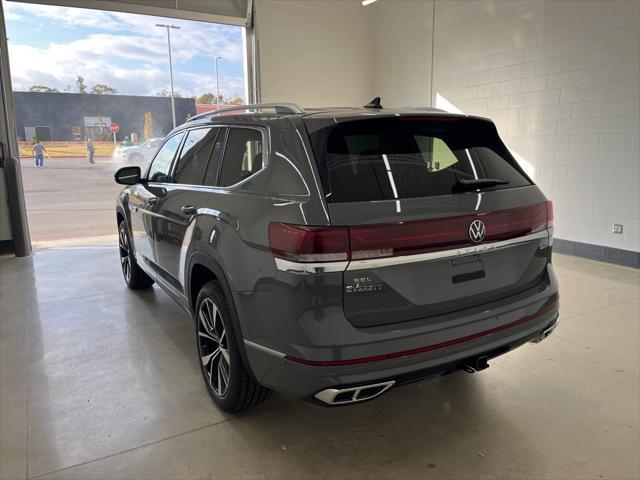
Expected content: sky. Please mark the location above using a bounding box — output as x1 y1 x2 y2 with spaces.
3 1 246 100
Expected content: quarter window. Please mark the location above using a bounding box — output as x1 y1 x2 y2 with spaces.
147 133 184 183
218 128 264 187
173 128 219 185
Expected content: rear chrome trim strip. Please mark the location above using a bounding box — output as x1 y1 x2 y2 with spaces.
275 258 349 274
274 229 549 274
244 340 286 358
347 229 549 271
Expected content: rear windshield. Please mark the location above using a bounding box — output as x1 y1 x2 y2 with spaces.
305 117 532 203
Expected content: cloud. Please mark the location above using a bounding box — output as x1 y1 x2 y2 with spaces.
4 1 246 98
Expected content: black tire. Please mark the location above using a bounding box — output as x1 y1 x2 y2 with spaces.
195 281 270 412
118 220 154 289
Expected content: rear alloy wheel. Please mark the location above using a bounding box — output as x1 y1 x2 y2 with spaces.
198 298 231 397
195 281 269 412
118 221 154 289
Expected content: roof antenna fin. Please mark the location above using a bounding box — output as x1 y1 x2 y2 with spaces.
363 97 383 109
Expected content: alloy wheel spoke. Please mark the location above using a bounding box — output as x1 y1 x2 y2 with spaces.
201 347 221 367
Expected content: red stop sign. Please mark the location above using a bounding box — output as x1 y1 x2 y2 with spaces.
110 122 120 134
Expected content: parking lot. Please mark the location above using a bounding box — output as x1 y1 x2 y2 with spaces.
21 156 128 246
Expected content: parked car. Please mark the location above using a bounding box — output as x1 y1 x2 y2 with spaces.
113 137 164 164
114 100 559 412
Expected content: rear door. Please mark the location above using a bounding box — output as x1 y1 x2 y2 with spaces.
305 115 552 328
129 132 184 268
154 127 224 292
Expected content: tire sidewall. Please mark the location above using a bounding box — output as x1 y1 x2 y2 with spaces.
195 282 242 411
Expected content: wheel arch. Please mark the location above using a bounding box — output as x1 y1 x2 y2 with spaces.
187 252 256 378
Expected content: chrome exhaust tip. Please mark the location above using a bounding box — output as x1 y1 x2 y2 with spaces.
532 322 558 343
314 380 395 405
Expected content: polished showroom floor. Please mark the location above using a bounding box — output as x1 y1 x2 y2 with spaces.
1 248 638 480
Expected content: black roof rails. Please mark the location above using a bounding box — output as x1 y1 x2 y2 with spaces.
363 97 383 109
188 102 305 122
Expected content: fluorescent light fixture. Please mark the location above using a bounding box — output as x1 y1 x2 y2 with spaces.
362 0 379 5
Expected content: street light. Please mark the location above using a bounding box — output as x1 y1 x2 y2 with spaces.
215 56 222 109
156 23 181 128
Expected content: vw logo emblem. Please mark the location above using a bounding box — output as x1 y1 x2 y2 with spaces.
469 219 486 243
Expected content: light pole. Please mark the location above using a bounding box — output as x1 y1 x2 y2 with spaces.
156 23 180 128
215 56 222 109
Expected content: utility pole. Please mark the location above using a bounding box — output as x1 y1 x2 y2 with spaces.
215 56 222 109
156 24 180 128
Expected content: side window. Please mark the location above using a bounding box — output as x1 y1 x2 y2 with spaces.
203 128 227 186
147 133 184 183
173 128 219 185
218 128 264 187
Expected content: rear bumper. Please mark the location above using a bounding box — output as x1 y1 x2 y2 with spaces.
243 264 559 401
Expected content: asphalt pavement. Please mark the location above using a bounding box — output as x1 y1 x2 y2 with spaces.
20 156 132 246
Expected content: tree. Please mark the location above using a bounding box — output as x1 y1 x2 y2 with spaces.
197 92 216 104
90 84 118 95
75 75 87 93
28 85 59 93
143 111 154 140
154 89 182 98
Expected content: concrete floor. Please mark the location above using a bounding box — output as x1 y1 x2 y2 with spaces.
0 248 638 480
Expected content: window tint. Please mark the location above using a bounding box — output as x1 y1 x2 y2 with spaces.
147 133 184 183
306 117 531 203
173 128 219 185
203 128 226 186
218 128 264 187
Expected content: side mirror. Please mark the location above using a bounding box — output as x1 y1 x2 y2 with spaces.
114 166 141 185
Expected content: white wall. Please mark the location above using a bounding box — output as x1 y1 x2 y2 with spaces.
370 0 433 108
255 0 374 107
256 0 639 252
433 0 640 252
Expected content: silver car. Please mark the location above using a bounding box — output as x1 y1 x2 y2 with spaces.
114 101 559 412
113 137 164 164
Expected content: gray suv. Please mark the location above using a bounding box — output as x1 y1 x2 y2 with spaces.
114 100 559 412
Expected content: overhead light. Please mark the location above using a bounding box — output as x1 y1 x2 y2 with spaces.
362 0 379 5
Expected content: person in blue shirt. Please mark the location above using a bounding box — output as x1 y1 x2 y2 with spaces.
32 140 48 168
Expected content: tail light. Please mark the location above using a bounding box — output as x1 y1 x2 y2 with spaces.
546 200 554 228
268 223 348 262
269 202 553 264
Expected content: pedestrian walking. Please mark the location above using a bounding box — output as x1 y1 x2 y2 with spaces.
87 139 95 164
32 140 47 168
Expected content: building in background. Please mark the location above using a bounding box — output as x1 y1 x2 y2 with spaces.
13 92 197 142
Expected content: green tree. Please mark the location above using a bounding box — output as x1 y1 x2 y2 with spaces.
154 89 182 98
197 92 216 104
75 75 87 93
90 84 118 95
28 85 59 93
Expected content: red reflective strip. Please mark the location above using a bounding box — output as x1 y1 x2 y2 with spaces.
284 301 558 367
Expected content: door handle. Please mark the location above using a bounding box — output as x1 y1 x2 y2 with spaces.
181 205 197 216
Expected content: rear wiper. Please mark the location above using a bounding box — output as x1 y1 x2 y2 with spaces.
452 178 510 192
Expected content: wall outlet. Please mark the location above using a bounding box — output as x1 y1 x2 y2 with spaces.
612 224 623 234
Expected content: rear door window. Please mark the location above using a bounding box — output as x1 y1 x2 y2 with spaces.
306 117 531 203
173 127 220 185
218 128 264 187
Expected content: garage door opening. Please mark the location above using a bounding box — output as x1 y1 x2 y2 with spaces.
3 0 248 247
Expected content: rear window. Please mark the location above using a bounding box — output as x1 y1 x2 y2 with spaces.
306 117 532 203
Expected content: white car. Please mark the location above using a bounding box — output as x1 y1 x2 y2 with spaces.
113 138 164 164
